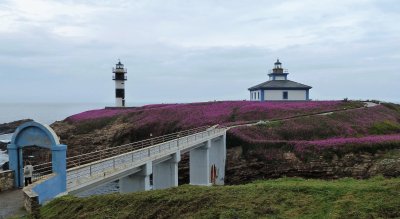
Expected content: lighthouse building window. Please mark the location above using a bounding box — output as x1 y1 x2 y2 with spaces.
283 91 288 100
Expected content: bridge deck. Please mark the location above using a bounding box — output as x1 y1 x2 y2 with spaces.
66 127 226 193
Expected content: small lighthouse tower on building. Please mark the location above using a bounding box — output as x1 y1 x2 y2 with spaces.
112 60 127 107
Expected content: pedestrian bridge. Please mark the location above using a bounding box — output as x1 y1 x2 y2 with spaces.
8 121 227 204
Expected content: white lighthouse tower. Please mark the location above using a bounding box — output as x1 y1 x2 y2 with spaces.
112 60 127 107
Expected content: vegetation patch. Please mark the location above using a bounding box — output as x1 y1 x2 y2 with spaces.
370 120 400 135
66 101 361 128
74 117 118 134
230 105 400 143
37 177 400 219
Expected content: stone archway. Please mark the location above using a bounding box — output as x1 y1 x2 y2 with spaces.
7 121 67 203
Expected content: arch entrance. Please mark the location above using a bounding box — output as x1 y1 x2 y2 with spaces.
7 121 67 202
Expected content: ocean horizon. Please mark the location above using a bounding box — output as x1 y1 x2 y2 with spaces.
0 102 156 125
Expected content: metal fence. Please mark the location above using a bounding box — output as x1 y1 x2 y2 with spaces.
66 126 212 169
32 162 52 182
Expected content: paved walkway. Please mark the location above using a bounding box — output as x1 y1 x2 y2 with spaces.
364 101 379 108
0 189 26 219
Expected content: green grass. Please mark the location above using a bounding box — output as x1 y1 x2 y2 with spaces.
370 120 400 135
38 177 400 219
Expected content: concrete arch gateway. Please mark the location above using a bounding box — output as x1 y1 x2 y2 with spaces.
7 121 67 204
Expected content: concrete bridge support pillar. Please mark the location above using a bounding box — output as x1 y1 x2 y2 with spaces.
209 134 226 185
189 141 211 186
119 162 152 193
153 152 181 190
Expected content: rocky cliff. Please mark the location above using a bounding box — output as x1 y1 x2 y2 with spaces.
224 146 400 184
0 119 33 151
0 119 32 135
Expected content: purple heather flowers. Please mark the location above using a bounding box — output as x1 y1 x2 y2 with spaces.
67 101 355 127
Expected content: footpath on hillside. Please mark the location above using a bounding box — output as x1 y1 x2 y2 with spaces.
229 101 379 129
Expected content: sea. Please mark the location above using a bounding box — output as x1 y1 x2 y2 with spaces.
0 102 112 165
0 102 114 125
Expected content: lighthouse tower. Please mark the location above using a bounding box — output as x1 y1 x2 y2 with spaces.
112 60 127 107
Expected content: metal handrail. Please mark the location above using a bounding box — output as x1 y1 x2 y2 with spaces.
65 126 211 168
30 125 222 181
268 69 289 73
32 162 53 182
112 67 127 73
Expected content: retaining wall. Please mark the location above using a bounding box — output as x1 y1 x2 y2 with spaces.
0 170 15 192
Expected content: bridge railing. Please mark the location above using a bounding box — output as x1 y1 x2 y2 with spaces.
66 127 225 189
32 162 53 182
66 126 211 169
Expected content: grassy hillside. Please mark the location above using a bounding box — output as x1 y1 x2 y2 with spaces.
48 101 400 182
52 100 362 153
38 177 400 219
228 103 400 157
66 101 362 126
230 104 400 142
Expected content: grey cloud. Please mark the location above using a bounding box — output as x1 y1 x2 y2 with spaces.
0 0 399 104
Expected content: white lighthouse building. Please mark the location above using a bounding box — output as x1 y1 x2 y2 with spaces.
248 59 312 101
113 60 127 107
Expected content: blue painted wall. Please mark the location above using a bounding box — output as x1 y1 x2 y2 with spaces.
7 122 67 204
32 171 65 204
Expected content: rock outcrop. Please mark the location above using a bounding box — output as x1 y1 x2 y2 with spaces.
0 119 32 135
225 146 400 184
0 142 7 151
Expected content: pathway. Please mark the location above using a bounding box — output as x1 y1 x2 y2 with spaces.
0 189 26 219
230 101 379 129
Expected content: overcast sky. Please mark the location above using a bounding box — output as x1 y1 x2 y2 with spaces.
1 0 399 104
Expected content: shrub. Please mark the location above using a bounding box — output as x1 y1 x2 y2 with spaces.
370 120 400 135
